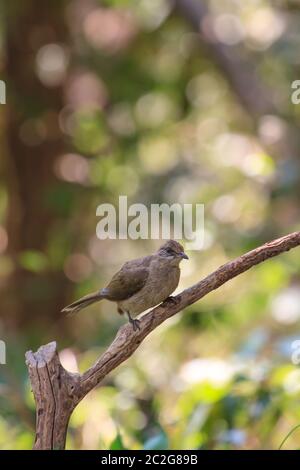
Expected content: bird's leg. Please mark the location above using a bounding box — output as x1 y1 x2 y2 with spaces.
125 311 141 331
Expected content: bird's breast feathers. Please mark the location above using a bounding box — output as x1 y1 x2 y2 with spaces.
118 257 180 315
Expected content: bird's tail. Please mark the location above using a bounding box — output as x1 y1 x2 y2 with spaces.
61 291 103 315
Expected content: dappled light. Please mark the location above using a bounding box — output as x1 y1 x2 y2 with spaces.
1 0 300 452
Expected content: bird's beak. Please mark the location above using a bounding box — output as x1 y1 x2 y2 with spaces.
180 252 189 260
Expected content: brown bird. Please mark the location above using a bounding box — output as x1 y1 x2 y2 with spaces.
61 240 188 331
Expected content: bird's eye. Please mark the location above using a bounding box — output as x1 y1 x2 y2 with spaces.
166 249 174 255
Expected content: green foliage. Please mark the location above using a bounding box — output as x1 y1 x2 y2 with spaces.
109 431 127 450
18 251 48 273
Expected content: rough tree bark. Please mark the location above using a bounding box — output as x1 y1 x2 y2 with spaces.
26 231 300 449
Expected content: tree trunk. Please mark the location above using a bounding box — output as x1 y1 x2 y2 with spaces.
2 1 71 330
26 342 79 450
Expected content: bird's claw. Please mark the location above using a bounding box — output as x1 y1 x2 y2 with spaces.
125 311 141 332
131 318 141 332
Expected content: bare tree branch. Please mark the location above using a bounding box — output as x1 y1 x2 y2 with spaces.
26 231 300 449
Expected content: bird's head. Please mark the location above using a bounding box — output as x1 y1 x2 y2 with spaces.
157 240 189 265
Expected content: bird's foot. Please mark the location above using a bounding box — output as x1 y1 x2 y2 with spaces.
126 311 141 331
130 318 141 332
164 295 180 306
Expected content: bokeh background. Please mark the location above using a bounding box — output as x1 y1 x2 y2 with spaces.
1 0 300 450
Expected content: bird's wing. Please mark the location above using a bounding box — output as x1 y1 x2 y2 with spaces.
103 256 152 301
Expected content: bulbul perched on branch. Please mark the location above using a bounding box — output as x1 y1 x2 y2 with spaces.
62 240 189 330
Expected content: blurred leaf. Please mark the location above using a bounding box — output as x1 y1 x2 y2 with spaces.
109 431 126 450
256 260 288 291
73 112 110 155
18 250 48 272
